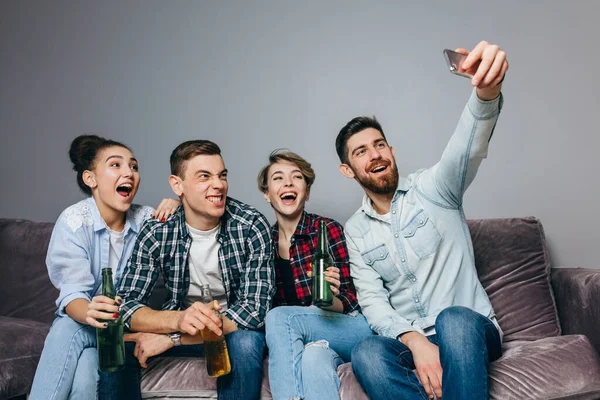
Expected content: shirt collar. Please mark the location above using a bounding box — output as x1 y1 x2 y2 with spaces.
360 175 410 219
88 197 143 235
271 210 313 243
176 199 231 241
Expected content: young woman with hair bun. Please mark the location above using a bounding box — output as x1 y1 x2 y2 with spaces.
29 134 179 400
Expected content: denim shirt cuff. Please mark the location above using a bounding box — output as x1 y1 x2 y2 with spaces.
388 323 424 339
56 292 91 317
468 88 503 120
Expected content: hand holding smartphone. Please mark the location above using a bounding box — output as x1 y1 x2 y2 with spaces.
443 49 480 79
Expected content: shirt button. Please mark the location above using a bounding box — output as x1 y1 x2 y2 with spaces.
380 254 384 257
408 230 413 234
295 279 300 283
394 234 399 238
419 220 424 225
290 257 293 262
415 298 420 303
401 259 405 262
392 210 396 214
412 277 417 282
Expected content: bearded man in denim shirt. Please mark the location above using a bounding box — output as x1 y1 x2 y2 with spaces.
337 41 509 400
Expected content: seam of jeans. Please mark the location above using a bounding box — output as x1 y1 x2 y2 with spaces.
50 324 91 400
286 314 304 398
407 367 429 400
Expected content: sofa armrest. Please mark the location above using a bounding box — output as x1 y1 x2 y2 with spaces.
551 267 600 355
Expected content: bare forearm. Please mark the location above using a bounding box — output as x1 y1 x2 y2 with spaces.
65 298 91 325
130 307 182 333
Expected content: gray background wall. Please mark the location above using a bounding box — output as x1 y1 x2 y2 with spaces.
1 1 598 269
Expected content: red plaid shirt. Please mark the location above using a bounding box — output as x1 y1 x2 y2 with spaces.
271 212 359 314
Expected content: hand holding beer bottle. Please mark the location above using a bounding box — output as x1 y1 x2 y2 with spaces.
311 220 335 307
96 268 125 372
199 284 231 378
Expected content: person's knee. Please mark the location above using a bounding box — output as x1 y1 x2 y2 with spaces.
302 341 339 369
436 306 484 348
227 331 265 364
437 306 474 335
351 336 383 369
46 317 91 345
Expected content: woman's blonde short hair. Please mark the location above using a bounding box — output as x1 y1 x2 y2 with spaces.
257 149 315 193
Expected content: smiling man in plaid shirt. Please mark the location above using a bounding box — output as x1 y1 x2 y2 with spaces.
99 140 275 400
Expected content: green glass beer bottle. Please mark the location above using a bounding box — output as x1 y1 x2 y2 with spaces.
311 220 334 307
96 268 125 372
199 284 231 378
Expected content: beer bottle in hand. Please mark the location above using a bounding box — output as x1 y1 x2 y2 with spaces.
199 284 231 378
311 220 334 307
96 268 125 372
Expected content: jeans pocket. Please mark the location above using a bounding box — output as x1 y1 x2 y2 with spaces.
402 210 441 259
360 244 402 283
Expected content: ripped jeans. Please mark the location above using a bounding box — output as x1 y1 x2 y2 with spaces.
265 306 373 400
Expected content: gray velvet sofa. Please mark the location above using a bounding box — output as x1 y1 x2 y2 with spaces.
1 216 600 400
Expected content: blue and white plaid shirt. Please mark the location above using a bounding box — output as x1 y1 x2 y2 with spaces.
118 196 275 330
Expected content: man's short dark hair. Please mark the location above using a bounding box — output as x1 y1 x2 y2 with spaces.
335 116 386 164
170 140 221 178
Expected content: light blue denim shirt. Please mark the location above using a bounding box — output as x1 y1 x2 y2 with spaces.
46 197 154 316
345 89 503 340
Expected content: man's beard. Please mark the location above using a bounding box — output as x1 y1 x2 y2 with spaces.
355 161 400 195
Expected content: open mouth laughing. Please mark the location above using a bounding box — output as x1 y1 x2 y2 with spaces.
116 183 134 199
280 191 298 205
369 161 390 175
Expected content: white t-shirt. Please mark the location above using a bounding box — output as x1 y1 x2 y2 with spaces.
185 223 228 310
96 228 124 295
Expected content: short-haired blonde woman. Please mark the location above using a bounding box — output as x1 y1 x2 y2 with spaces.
258 150 373 400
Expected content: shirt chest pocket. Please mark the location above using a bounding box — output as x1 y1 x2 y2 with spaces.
360 244 401 284
401 210 442 259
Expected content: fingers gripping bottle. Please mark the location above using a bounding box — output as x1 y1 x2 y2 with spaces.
97 268 125 372
199 284 231 377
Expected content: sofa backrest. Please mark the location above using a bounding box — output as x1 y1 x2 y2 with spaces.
0 217 563 341
0 218 58 324
468 217 561 342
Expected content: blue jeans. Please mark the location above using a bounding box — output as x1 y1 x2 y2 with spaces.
98 329 266 400
352 306 502 400
265 306 374 400
29 316 99 400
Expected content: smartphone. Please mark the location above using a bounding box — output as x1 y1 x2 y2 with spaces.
443 49 473 79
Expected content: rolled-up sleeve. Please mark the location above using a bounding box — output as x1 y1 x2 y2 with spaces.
46 218 95 316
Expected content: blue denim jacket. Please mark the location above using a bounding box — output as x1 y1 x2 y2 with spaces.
345 89 503 340
46 197 153 316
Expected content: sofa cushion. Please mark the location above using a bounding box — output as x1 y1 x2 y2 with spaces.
140 357 272 399
0 316 51 398
489 335 600 399
338 335 600 400
0 219 58 324
338 363 368 400
468 217 561 341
